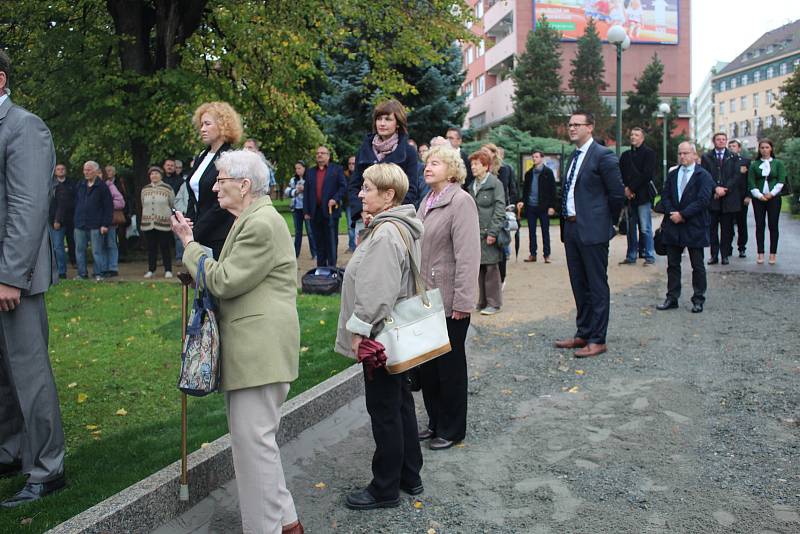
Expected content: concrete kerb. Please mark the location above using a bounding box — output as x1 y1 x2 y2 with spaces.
47 363 363 534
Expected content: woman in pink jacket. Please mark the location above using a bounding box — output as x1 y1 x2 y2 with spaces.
416 145 481 450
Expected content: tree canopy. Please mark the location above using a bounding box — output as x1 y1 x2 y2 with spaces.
0 0 470 190
568 18 611 136
778 67 800 137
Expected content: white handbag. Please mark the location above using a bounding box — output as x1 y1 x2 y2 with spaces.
374 222 452 374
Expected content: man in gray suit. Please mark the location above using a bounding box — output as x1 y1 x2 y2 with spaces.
0 50 66 507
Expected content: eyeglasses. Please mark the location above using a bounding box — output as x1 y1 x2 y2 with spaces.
567 123 590 128
215 177 240 184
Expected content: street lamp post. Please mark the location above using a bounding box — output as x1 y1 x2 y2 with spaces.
659 102 671 186
607 26 629 157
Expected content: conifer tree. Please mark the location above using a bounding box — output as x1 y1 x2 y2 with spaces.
568 18 611 136
623 54 664 134
511 16 564 137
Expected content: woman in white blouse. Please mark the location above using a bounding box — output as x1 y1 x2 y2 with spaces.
747 138 787 265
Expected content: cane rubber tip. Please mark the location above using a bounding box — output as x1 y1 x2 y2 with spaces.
179 484 189 501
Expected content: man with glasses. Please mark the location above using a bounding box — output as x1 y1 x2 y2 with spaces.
656 142 714 313
554 112 624 358
304 145 346 267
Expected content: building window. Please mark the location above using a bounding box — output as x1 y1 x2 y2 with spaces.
720 101 725 115
754 70 761 83
767 66 774 78
477 75 485 95
475 1 483 18
730 98 736 113
720 80 727 91
766 115 774 128
754 49 761 57
779 116 786 127
767 89 774 105
464 81 473 101
478 39 485 56
466 47 474 65
741 95 747 110
731 77 737 89
731 123 738 137
780 63 788 75
795 58 800 68
742 73 748 85
742 120 750 136
753 93 759 108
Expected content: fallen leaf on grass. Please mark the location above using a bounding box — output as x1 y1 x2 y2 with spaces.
319 320 325 325
300 346 309 353
144 309 154 317
20 517 33 526
67 382 77 388
314 482 327 489
91 430 102 436
77 393 88 403
200 442 210 448
85 424 98 430
414 500 423 509
115 408 128 416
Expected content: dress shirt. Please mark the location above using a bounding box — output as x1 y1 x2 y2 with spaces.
0 92 7 108
566 138 594 217
189 151 216 200
678 164 694 202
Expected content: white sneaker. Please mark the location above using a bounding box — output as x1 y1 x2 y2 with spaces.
144 271 154 278
480 307 500 316
164 271 173 279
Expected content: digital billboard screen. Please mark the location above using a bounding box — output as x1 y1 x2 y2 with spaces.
533 0 679 45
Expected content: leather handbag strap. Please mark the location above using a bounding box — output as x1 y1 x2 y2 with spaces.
373 220 429 306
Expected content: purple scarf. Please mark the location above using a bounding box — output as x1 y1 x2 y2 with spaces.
372 133 399 162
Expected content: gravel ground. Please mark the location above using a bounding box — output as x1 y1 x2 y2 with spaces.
157 268 800 534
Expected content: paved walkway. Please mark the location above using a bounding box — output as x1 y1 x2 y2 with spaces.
153 212 800 533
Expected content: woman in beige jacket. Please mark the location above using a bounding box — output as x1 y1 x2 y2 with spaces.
172 150 303 534
335 163 424 511
416 145 480 450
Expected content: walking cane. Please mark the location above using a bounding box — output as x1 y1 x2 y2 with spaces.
177 272 193 501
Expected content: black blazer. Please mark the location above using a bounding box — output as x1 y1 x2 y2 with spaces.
521 165 557 210
303 163 347 218
559 141 625 246
619 144 656 205
347 133 418 221
185 143 234 257
731 154 751 202
660 166 714 248
700 148 742 213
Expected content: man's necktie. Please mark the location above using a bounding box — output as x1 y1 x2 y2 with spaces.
562 149 581 217
678 167 689 202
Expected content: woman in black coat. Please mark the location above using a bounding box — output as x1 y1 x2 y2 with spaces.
185 101 243 259
347 99 418 235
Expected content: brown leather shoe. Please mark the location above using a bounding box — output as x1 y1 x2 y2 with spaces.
554 337 587 349
574 343 607 358
283 520 304 534
524 255 536 262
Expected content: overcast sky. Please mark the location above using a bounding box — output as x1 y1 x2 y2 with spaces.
691 1 800 96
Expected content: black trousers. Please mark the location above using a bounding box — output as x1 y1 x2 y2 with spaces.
734 202 749 252
363 366 423 500
666 245 706 305
526 205 551 258
563 221 610 345
752 197 781 254
65 222 76 265
708 210 736 259
144 229 172 272
310 209 337 267
420 316 470 442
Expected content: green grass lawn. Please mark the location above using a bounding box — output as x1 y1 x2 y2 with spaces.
273 198 351 235
0 281 350 532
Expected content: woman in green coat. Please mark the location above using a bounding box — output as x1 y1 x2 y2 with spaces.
172 149 304 534
747 138 787 265
468 149 506 315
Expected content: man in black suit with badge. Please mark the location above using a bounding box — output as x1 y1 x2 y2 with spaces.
657 142 715 313
700 132 741 265
554 112 625 358
727 138 751 258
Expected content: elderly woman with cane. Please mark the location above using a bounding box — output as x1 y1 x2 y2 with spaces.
335 163 424 510
172 149 304 534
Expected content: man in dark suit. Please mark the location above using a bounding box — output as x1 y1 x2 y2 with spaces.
657 142 715 313
0 51 66 507
517 150 556 262
304 145 346 267
700 132 742 265
727 139 751 258
555 112 625 358
618 127 657 265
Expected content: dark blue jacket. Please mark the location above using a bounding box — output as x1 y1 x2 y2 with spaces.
347 133 419 221
660 165 714 248
303 163 347 219
559 141 625 246
74 179 112 230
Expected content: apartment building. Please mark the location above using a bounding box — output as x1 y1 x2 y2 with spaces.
712 18 800 150
461 0 691 134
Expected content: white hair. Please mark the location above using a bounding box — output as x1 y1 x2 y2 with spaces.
84 160 100 171
215 150 269 197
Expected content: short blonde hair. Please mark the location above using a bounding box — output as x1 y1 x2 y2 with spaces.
481 142 502 174
424 145 467 184
192 101 243 145
363 163 408 206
